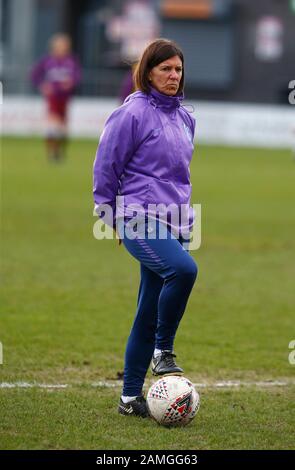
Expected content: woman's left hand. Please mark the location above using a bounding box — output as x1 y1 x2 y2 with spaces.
113 228 122 246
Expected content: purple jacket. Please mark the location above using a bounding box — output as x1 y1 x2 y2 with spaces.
93 87 196 235
31 55 81 97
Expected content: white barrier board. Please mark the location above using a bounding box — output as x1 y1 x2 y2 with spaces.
1 96 294 149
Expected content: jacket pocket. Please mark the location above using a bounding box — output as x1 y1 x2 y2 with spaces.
146 179 192 207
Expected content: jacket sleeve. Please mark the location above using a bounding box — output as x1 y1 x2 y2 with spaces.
180 107 196 143
190 115 196 141
93 106 138 228
186 112 196 142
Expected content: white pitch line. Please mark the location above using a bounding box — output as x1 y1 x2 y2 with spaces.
0 380 294 390
0 382 68 389
91 380 295 389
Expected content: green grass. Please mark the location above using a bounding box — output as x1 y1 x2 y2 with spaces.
1 387 294 450
0 137 295 449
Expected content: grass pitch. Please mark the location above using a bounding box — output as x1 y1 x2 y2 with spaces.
0 137 294 449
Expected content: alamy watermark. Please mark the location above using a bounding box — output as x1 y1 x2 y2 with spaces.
93 198 201 251
289 340 295 365
288 80 295 105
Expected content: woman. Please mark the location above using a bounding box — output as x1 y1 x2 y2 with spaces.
93 39 198 418
31 33 81 161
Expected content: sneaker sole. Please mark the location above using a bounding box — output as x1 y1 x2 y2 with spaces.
152 370 184 377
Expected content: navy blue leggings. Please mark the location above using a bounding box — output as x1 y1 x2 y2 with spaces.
117 217 198 396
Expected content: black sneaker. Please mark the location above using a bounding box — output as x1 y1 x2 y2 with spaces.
118 395 149 418
151 351 184 376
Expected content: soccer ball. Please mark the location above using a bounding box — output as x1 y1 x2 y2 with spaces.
147 375 200 427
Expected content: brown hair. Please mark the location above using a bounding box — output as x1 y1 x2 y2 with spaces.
133 38 184 94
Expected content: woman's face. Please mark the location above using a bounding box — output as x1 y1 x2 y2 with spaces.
148 55 183 96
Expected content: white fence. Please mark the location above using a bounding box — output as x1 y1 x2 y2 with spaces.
1 96 294 149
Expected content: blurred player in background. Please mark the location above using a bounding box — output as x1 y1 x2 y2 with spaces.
31 33 81 162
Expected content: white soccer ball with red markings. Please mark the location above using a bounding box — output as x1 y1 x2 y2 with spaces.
147 375 200 427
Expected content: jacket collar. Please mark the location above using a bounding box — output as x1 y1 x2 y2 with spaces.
148 86 184 111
